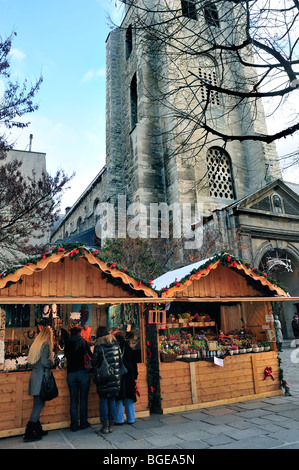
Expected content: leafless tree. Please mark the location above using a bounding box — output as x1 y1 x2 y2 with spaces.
113 0 299 170
0 33 73 268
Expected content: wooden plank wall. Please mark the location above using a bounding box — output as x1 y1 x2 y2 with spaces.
0 257 134 299
174 264 265 298
159 352 281 413
0 364 149 438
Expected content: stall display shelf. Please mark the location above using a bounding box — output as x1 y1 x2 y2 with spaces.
157 322 216 329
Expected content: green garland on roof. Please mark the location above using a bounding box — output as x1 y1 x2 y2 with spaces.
158 251 288 295
0 242 154 293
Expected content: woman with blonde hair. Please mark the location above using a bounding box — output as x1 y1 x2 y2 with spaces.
24 326 55 442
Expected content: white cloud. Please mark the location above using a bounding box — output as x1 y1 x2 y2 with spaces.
81 68 105 82
5 113 106 210
10 48 26 60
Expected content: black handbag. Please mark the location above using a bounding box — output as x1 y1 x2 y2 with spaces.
120 363 128 376
84 352 93 372
40 371 58 401
92 348 114 384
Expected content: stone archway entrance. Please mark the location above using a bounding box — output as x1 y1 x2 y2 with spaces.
259 249 299 339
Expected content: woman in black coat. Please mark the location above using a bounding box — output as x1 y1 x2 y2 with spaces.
114 331 138 425
91 326 123 434
64 326 93 431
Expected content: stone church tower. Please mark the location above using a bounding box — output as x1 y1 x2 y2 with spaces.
51 1 299 338
105 0 281 216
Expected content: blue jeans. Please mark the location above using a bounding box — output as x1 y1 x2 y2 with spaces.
115 399 135 424
29 396 45 423
67 369 90 430
99 397 116 422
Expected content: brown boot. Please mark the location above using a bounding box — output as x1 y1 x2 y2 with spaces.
108 420 114 433
99 420 109 434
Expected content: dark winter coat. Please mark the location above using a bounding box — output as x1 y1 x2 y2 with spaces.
91 334 123 398
64 334 93 373
117 340 138 403
28 343 54 396
292 319 299 338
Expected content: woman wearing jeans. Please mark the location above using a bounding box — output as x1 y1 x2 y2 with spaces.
24 326 55 442
64 326 93 431
91 326 123 434
114 331 138 425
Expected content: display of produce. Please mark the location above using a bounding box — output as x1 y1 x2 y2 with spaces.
158 313 272 362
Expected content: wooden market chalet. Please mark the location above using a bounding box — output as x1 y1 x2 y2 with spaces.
0 245 290 437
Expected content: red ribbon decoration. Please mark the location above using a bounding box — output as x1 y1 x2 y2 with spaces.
69 248 79 258
264 366 275 381
135 381 140 397
228 260 237 268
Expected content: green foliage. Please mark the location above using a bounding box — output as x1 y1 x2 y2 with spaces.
100 237 162 280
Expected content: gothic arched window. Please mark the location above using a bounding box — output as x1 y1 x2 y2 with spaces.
181 0 197 20
94 199 101 225
77 217 83 233
198 56 220 106
204 3 220 27
206 147 235 200
130 73 138 128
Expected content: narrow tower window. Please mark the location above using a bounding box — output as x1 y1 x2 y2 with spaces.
181 0 197 20
126 25 133 59
130 73 138 128
206 147 235 200
204 3 220 27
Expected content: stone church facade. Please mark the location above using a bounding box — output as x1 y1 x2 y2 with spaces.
50 0 299 338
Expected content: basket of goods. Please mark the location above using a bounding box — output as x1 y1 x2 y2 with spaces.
160 351 177 362
207 341 218 351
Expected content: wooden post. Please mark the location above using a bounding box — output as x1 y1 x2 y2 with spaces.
250 355 260 394
190 362 198 404
139 304 147 363
15 375 23 428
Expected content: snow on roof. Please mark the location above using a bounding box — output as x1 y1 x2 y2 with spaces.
152 258 210 291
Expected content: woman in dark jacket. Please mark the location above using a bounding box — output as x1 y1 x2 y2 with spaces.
114 331 138 425
64 326 93 431
292 314 299 347
91 326 123 434
24 326 55 442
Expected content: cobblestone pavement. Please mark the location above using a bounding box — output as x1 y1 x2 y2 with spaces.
1 343 299 450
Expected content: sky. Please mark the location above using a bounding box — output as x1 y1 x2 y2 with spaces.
0 0 124 211
0 0 298 214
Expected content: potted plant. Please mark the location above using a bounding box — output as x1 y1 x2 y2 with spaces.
230 344 239 355
263 341 271 351
176 349 183 359
190 348 197 359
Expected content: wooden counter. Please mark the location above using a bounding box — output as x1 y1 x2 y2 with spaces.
159 351 282 414
0 363 149 438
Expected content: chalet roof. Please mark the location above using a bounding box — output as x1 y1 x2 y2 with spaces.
153 252 289 299
0 244 157 299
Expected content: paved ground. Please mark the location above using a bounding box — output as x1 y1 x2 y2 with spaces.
1 342 299 451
